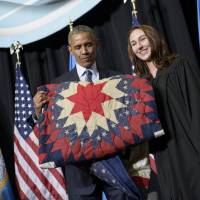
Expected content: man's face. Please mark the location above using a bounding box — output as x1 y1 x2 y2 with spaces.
68 32 98 68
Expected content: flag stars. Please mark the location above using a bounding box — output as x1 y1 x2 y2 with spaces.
22 117 26 122
14 68 35 137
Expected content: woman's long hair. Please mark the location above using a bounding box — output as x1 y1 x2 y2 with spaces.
127 25 176 78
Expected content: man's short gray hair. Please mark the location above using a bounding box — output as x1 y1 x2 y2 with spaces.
68 25 98 45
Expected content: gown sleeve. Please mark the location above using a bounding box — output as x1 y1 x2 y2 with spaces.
173 58 200 156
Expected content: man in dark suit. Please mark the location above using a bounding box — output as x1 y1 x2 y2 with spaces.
32 25 134 200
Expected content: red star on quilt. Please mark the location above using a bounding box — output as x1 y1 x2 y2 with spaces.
68 82 112 122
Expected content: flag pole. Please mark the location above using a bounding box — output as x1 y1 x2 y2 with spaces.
68 19 76 71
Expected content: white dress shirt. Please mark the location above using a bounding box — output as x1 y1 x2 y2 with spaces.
76 62 99 82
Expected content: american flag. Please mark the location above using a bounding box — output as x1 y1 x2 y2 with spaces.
14 63 68 200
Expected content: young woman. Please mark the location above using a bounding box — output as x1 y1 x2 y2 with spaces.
127 25 200 200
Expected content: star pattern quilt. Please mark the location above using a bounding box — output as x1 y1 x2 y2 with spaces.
36 75 164 168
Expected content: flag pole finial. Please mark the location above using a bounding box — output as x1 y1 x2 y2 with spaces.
10 41 23 65
69 19 73 32
131 0 137 19
124 0 139 27
124 0 137 18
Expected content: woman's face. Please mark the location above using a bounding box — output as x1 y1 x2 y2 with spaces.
129 29 152 62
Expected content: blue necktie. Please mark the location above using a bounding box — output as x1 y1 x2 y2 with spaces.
85 70 93 82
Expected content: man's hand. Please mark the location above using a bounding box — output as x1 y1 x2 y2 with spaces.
33 91 48 118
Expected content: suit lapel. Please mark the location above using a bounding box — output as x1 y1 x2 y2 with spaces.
68 68 80 81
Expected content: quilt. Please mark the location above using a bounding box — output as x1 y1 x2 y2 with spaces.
36 75 164 168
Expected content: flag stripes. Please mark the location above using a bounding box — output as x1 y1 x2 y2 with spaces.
14 136 56 199
14 124 67 199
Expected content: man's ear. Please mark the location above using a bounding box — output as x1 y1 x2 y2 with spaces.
68 45 72 54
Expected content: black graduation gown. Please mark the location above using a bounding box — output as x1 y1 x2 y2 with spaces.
150 57 200 200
